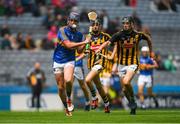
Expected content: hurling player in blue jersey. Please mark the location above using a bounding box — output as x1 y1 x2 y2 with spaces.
74 52 91 111
138 46 159 109
53 12 90 116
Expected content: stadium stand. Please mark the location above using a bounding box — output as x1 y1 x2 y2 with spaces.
0 50 55 86
0 0 180 88
0 13 47 39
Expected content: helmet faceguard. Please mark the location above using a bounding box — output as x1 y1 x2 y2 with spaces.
91 19 101 35
122 16 134 33
67 12 80 30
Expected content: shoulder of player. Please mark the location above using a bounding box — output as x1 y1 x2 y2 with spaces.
59 26 67 31
113 30 124 37
100 32 111 41
57 26 68 35
27 68 35 76
136 31 149 37
101 32 110 36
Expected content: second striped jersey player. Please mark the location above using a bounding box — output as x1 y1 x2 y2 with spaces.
96 16 153 115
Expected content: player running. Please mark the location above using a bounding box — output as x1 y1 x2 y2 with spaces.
85 19 111 113
74 51 91 111
53 12 90 116
96 16 153 115
138 46 159 109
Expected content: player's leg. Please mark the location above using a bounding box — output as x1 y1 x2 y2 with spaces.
121 69 137 115
101 77 110 94
137 75 146 109
85 70 98 109
55 72 71 116
64 62 75 112
31 86 36 108
36 87 41 109
93 74 110 113
53 62 72 116
77 79 90 111
101 77 112 104
74 67 90 110
138 84 145 109
147 86 159 108
147 76 159 108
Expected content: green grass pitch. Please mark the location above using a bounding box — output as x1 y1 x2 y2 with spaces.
0 109 180 123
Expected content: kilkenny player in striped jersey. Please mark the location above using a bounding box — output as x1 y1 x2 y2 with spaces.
85 19 111 113
96 16 153 115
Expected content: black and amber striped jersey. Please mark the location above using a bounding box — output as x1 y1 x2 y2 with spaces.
87 32 111 69
99 51 115 77
110 30 150 65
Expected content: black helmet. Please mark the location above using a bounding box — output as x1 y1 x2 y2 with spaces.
91 19 101 26
68 12 80 22
122 16 134 24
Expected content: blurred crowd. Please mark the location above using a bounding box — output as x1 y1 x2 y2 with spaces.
0 0 76 17
0 0 179 72
150 0 179 13
0 0 77 50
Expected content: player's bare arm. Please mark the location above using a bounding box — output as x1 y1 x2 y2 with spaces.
107 43 117 60
62 37 90 49
96 40 111 54
146 59 159 70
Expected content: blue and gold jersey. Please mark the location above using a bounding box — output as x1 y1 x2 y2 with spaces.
53 26 83 63
75 51 83 67
139 56 154 76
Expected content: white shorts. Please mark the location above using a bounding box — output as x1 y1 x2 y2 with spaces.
74 66 84 80
117 64 138 77
137 75 153 88
53 61 75 74
100 77 110 86
92 64 103 73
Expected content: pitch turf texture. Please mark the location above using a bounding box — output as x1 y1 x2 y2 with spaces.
0 109 180 123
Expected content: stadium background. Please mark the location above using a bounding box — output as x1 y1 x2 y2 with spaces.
0 0 180 111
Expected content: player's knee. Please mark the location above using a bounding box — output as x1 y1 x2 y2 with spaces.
58 86 64 93
138 92 143 97
122 78 130 85
65 80 72 84
85 78 90 84
57 82 64 90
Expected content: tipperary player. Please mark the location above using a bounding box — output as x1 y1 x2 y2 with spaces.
138 46 159 109
53 12 90 116
74 51 90 111
96 16 153 115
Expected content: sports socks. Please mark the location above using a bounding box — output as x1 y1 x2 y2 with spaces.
124 84 135 103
